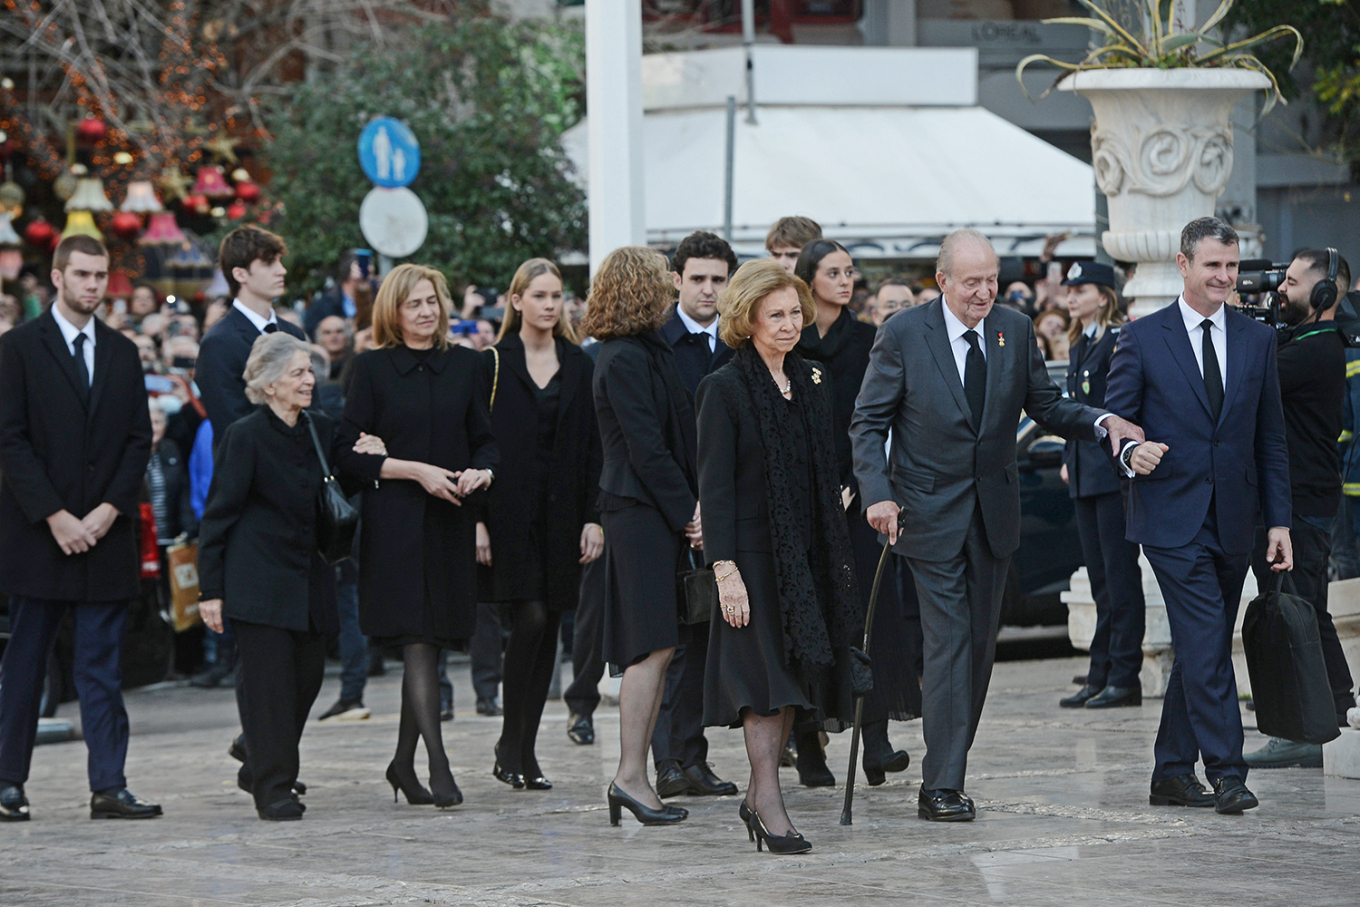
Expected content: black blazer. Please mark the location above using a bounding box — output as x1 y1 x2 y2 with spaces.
660 310 734 399
1062 326 1123 499
593 333 698 532
0 310 152 601
197 306 308 443
478 335 602 610
152 438 198 540
335 345 498 639
798 308 876 490
197 407 342 634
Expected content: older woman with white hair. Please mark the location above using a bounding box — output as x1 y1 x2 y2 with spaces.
197 332 380 820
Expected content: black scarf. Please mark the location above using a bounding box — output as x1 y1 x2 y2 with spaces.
798 307 857 362
732 346 861 671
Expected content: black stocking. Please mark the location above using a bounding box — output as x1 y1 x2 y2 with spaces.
394 642 455 796
497 601 561 778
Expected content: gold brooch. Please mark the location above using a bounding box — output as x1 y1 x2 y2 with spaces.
997 331 1005 348
811 368 822 384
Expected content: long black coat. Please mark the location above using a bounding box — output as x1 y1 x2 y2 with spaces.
197 306 308 443
0 310 152 601
336 345 498 640
798 308 876 490
197 407 343 635
478 335 601 611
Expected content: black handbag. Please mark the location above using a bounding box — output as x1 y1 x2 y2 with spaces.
676 547 718 625
1242 572 1341 745
304 412 359 565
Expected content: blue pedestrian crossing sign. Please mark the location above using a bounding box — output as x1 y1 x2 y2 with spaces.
358 117 421 188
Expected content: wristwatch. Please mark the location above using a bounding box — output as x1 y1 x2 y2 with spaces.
1121 444 1136 470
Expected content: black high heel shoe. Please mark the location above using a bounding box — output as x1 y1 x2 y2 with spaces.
493 762 526 789
386 761 434 805
521 754 552 791
607 782 686 826
748 808 812 855
738 800 754 841
429 770 463 808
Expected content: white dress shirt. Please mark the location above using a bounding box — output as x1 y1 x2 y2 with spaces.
51 305 96 383
232 298 279 334
1176 296 1227 389
675 306 719 354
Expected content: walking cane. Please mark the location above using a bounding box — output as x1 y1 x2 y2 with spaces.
839 519 899 826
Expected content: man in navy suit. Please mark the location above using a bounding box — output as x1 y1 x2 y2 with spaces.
1105 217 1292 814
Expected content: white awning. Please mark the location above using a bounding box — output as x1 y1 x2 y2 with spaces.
560 104 1097 260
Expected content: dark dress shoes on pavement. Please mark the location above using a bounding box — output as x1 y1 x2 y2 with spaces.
683 763 738 796
1085 685 1142 709
258 798 304 821
1060 684 1102 708
1149 773 1215 808
190 661 234 689
90 788 162 819
1213 777 1259 814
567 712 595 745
655 760 689 798
0 784 30 822
476 697 503 716
918 787 976 822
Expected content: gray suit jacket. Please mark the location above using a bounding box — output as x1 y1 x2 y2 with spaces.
850 300 1103 560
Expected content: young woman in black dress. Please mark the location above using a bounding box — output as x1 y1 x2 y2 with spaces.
476 259 602 791
337 264 498 808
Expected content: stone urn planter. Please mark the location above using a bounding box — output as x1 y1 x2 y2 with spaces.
1058 68 1271 317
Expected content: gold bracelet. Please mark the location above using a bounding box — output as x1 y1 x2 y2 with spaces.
714 562 738 581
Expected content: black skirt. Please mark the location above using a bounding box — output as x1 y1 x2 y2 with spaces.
600 497 682 668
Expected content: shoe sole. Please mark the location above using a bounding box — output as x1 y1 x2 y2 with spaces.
1215 798 1259 814
1086 699 1142 709
917 808 975 822
1148 796 1214 808
91 811 161 819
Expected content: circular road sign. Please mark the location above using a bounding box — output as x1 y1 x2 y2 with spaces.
357 117 421 188
359 186 428 258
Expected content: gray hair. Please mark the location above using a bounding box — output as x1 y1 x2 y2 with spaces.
937 229 996 277
243 332 311 404
1180 217 1238 262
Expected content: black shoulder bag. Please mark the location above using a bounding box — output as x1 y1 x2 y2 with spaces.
304 412 359 565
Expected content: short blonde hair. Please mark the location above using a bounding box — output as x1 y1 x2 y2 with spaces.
579 247 672 341
372 263 452 350
717 260 815 349
243 332 311 404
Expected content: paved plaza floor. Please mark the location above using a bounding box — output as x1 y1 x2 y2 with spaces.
4 655 1359 907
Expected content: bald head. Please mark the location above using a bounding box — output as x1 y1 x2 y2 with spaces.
936 229 999 328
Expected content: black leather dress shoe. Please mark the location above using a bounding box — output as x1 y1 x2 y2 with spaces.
1213 776 1259 814
1085 685 1142 709
476 697 503 717
655 760 688 798
229 734 247 763
0 784 29 822
918 787 975 822
1060 684 1102 708
1149 773 1215 808
258 798 304 821
90 788 162 819
567 712 595 746
683 763 738 796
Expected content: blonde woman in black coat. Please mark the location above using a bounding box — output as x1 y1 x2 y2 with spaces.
476 259 602 791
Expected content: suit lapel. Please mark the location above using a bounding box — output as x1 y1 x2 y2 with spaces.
1161 312 1214 422
1219 312 1248 427
87 320 114 418
923 301 973 431
38 312 90 408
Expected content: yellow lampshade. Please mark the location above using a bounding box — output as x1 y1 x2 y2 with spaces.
61 209 103 241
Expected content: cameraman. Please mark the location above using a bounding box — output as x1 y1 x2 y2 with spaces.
1246 249 1357 768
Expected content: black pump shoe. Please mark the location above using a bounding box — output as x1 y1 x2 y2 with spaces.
493 762 526 789
386 761 433 805
524 775 553 791
607 782 686 826
748 807 812 854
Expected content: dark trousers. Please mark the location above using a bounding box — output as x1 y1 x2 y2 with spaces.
906 504 1009 792
564 555 606 719
1250 518 1357 717
232 619 325 810
0 597 130 791
1143 514 1250 785
470 601 505 702
1074 492 1146 689
652 621 709 770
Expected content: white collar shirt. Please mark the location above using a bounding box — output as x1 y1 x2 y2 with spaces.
233 298 279 334
940 297 985 386
675 306 718 354
1176 296 1227 390
51 305 96 384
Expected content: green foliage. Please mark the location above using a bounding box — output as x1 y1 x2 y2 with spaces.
263 13 586 297
1017 0 1303 113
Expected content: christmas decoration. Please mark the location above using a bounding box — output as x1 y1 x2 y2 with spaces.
192 165 233 199
121 181 163 213
75 116 107 144
61 210 102 241
157 167 190 203
0 212 20 246
53 170 78 201
107 272 134 299
110 210 142 240
140 211 186 245
66 178 114 212
0 179 21 218
226 202 246 220
235 180 262 204
22 218 55 248
183 193 210 215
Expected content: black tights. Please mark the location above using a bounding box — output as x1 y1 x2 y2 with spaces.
496 600 561 778
393 643 456 797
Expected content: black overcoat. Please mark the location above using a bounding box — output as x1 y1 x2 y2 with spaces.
0 310 152 601
478 334 602 611
798 308 876 490
336 345 498 640
197 407 343 635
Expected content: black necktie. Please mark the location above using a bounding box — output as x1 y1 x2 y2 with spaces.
72 333 90 402
263 323 279 334
963 329 986 428
1200 319 1223 423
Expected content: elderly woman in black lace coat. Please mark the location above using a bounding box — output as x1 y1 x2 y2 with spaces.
697 260 862 855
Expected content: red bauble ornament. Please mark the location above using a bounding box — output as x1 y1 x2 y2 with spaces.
183 193 210 215
47 233 61 253
110 210 142 240
76 116 107 144
226 202 247 220
234 181 262 204
23 218 55 248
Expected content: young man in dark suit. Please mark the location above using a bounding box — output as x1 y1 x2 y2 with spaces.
652 231 739 799
1107 217 1292 814
0 235 158 821
191 226 309 690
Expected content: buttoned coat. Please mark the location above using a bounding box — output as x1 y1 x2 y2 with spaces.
1062 326 1124 499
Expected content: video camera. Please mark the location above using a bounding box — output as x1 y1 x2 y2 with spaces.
1233 259 1287 327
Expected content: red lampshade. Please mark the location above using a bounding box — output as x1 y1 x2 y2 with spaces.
192 165 233 199
106 271 134 299
0 248 22 281
140 211 187 246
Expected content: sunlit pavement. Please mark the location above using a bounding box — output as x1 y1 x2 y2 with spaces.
5 655 1359 906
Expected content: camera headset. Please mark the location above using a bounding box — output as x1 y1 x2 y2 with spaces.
1310 248 1340 313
